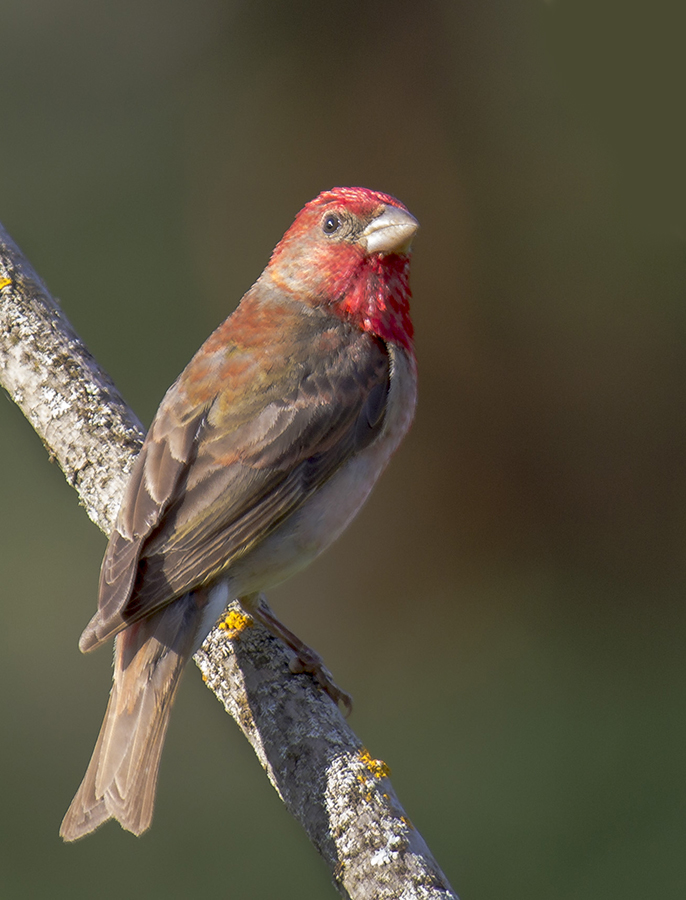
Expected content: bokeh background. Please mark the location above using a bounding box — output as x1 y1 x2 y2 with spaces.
1 1 685 897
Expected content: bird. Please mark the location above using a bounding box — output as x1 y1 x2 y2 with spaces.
60 186 419 841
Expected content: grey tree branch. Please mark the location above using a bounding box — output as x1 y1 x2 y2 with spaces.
0 221 457 900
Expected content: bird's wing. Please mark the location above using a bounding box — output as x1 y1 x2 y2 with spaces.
81 313 389 651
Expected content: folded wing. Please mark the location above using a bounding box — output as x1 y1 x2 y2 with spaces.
80 313 389 651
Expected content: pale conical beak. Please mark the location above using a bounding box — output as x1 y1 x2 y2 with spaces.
362 205 419 255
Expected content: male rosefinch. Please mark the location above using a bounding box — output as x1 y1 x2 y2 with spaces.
60 187 419 841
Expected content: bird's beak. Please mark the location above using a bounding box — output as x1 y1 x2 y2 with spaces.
362 205 419 256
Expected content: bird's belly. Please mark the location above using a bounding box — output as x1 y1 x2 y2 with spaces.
230 454 387 591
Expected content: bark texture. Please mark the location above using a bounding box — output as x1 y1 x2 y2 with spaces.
0 221 457 900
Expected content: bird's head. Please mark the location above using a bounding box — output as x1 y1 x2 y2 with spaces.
266 187 419 352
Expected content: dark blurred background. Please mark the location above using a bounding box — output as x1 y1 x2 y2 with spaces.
1 1 685 897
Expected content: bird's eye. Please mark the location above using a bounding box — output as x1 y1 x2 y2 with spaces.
322 213 341 235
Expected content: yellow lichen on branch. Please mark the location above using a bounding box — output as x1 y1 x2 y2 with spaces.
358 747 391 780
218 608 254 638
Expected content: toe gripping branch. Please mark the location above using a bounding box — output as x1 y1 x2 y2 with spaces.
238 593 353 715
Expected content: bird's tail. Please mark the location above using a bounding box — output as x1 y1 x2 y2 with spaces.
60 597 201 841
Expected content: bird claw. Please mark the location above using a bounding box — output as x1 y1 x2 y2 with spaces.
239 593 353 715
288 650 353 715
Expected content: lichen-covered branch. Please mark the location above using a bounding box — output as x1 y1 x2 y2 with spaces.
0 221 457 900
0 225 144 533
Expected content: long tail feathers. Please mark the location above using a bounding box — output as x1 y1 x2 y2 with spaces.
60 597 200 841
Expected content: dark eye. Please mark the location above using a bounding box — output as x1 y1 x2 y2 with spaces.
322 213 341 235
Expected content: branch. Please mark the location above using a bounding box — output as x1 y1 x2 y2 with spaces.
0 222 457 900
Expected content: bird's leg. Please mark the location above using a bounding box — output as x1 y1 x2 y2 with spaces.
239 593 353 715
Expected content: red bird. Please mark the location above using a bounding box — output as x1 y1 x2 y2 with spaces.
60 187 419 841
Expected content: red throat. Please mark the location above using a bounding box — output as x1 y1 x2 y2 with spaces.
325 251 415 353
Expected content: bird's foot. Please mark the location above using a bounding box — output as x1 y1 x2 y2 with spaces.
239 593 353 715
288 648 353 715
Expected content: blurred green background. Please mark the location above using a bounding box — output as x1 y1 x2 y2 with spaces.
1 1 685 897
